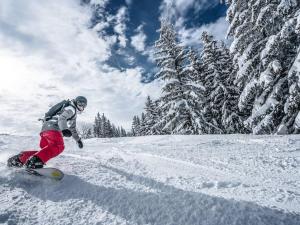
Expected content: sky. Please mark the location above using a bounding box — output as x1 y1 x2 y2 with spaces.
0 0 228 135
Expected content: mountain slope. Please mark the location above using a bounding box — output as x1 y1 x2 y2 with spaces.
0 134 300 225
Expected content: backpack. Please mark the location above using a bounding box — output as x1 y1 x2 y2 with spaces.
44 100 76 121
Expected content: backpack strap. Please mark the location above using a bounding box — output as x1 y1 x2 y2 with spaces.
66 100 77 121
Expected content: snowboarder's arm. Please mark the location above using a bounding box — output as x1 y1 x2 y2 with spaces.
69 120 80 142
58 106 75 131
58 106 80 141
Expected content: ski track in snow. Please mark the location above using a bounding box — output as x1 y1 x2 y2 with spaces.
0 134 300 225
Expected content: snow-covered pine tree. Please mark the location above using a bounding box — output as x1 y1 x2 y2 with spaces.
226 0 300 134
248 0 300 134
141 96 160 135
116 126 122 137
226 0 256 94
226 0 263 124
131 115 141 136
120 127 127 137
183 48 209 133
151 99 164 134
154 21 205 134
93 113 102 137
281 47 300 133
140 97 151 135
105 120 113 138
277 5 300 134
139 112 146 136
117 127 122 137
111 124 118 137
79 123 93 139
93 113 126 138
218 42 247 133
93 115 98 137
100 114 107 138
200 32 226 134
86 128 93 138
131 116 136 136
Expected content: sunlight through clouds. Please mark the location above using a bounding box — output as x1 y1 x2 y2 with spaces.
0 0 161 135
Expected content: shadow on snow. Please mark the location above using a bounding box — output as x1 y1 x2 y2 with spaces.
2 164 300 225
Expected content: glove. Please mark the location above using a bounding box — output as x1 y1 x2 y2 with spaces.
62 129 72 137
77 139 83 149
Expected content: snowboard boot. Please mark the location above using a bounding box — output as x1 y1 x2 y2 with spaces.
7 154 23 168
25 156 44 169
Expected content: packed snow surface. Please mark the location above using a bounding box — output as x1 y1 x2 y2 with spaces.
0 134 300 225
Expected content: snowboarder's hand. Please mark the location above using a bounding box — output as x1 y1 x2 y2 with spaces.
62 129 72 137
77 139 83 149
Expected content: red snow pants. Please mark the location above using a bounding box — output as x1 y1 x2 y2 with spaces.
19 130 65 164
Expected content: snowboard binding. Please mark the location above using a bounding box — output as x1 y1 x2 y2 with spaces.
7 154 23 168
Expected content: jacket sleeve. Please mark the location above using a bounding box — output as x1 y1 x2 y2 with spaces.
57 107 80 141
69 119 80 142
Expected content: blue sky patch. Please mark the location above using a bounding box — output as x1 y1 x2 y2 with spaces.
87 0 227 82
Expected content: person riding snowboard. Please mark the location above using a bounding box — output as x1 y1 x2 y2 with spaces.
7 96 87 169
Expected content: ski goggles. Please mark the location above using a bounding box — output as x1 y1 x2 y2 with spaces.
77 102 87 111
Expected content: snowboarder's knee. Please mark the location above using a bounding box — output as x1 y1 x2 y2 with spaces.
57 144 64 153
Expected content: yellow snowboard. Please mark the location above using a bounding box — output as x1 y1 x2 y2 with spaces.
25 167 64 180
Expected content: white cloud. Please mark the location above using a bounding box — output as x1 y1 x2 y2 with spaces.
0 0 161 135
130 25 155 64
125 0 133 6
113 6 128 48
177 17 229 47
160 0 194 18
131 25 147 52
143 46 156 63
89 0 109 6
159 0 220 21
158 0 228 47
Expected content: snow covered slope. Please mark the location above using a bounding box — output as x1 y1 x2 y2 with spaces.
0 134 300 225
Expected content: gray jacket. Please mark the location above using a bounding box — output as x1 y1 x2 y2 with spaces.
41 102 80 141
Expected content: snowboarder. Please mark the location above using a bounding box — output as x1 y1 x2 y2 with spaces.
7 96 87 169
